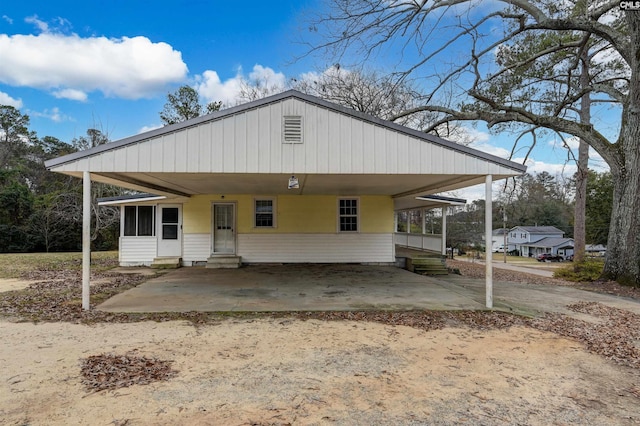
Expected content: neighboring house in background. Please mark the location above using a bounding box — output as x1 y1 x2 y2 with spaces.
508 226 574 258
490 228 509 252
586 244 607 257
45 90 525 268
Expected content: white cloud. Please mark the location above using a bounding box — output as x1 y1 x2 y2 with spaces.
138 124 163 134
195 70 243 106
196 64 287 105
29 107 70 123
0 33 188 100
468 141 512 159
0 91 22 107
24 15 48 32
52 88 87 102
546 135 609 172
2 15 13 25
515 158 577 176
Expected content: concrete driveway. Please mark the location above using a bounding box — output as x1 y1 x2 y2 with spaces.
97 264 640 317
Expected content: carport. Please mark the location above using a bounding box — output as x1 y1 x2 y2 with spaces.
45 90 527 311
98 265 487 313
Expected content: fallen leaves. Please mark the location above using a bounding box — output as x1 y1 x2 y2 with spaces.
0 271 148 323
447 259 640 300
80 352 177 392
529 302 640 369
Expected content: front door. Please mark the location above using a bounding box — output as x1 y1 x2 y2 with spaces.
157 205 182 257
212 203 236 254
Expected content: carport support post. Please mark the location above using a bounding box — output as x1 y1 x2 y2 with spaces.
82 171 91 310
441 206 447 256
485 174 493 309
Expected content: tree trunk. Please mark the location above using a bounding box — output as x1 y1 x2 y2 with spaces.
603 13 640 286
573 47 590 265
605 162 640 286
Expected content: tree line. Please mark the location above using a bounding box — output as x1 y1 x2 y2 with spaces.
446 170 613 252
0 106 121 253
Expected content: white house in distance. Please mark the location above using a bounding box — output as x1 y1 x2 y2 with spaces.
508 226 574 258
45 90 526 309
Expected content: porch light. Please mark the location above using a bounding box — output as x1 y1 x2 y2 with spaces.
288 175 300 189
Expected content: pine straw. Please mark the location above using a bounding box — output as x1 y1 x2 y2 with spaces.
80 351 177 393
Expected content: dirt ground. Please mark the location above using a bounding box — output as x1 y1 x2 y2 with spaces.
2 318 640 425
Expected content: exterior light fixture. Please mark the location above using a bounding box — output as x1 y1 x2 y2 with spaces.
288 175 299 189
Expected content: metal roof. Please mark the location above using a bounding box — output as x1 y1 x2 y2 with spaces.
45 90 527 173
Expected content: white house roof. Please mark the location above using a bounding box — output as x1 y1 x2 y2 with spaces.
45 90 526 198
511 226 564 235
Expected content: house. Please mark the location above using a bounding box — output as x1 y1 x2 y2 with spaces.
45 90 526 308
490 228 509 252
586 244 607 257
508 226 574 257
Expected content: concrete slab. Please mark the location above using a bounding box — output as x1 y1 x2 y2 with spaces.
98 265 486 313
97 264 640 317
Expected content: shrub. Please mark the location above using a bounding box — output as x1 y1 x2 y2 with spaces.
554 260 604 282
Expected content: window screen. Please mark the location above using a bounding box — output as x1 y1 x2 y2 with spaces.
124 206 137 236
137 206 154 236
123 206 155 237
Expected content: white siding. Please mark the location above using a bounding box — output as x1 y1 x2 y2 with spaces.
51 97 522 178
237 233 394 263
183 233 211 263
394 233 442 252
119 237 157 266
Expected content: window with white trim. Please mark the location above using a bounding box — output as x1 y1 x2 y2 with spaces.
123 206 155 236
254 199 275 228
338 198 358 232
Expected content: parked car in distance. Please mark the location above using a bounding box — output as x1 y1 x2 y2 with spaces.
565 254 574 262
537 253 564 262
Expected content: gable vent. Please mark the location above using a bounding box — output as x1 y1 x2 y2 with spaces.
283 115 303 144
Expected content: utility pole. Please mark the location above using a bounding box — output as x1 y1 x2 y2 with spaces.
503 207 508 263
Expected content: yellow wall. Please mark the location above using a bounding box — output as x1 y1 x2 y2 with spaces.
181 194 394 234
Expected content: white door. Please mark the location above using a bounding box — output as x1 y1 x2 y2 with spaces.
212 203 235 254
157 205 182 257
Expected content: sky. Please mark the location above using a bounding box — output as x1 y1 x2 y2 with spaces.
0 1 611 200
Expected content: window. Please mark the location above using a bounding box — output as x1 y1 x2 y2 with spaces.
338 198 358 232
123 206 155 236
255 199 275 227
161 207 179 240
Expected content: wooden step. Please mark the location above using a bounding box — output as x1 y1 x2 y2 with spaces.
407 257 448 275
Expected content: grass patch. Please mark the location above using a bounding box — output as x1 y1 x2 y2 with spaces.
0 251 118 279
554 259 604 282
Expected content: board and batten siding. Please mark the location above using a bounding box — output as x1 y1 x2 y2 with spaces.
51 98 516 178
237 233 394 263
119 237 157 266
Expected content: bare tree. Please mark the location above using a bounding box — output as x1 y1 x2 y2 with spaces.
310 0 639 285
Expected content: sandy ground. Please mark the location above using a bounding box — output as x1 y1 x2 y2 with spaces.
2 318 640 425
0 278 39 292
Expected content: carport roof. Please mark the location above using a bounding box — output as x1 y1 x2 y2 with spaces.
45 90 526 198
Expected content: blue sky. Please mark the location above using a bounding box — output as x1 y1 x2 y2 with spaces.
0 1 610 200
1 1 319 141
